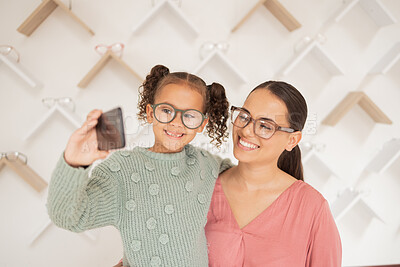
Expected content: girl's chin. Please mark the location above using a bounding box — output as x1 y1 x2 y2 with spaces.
162 141 186 152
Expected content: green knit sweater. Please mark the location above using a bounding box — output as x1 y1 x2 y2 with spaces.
47 144 232 267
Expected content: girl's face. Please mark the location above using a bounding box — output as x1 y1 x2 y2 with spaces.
146 83 208 153
232 89 301 165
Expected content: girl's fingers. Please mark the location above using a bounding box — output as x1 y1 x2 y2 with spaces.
96 150 110 159
87 109 102 121
78 119 98 136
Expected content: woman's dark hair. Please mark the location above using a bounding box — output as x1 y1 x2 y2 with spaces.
138 65 229 147
249 81 308 181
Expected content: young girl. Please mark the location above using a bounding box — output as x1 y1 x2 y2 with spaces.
46 65 232 266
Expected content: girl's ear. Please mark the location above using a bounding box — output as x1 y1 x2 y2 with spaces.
146 104 154 123
285 131 302 152
196 117 209 133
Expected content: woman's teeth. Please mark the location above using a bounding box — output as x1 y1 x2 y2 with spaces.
239 138 258 149
165 130 184 137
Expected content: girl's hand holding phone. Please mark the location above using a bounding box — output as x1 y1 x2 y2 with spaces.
64 109 110 168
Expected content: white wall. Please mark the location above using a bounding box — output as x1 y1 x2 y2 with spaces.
1 0 400 266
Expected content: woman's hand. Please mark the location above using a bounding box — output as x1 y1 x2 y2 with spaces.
64 109 110 167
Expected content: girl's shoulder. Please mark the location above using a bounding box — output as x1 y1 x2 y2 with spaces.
88 147 142 175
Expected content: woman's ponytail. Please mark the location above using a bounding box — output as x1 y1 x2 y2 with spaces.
137 65 170 122
277 146 303 181
205 82 229 148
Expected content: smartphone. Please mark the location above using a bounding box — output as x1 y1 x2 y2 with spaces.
96 107 126 151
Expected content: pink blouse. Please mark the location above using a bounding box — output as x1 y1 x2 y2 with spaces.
205 177 342 267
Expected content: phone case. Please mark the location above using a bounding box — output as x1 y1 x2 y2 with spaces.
96 107 126 151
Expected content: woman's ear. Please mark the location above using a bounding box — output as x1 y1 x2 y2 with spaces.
146 104 154 124
285 131 302 152
196 117 209 133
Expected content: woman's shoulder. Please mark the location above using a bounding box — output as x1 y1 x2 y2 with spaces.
293 180 328 208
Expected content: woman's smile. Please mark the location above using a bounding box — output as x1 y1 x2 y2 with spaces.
237 136 260 151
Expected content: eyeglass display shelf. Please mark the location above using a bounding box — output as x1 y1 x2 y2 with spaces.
330 187 384 222
78 50 143 88
278 40 344 77
322 91 392 126
0 157 47 192
29 218 98 245
334 0 396 27
17 0 94 36
301 145 339 182
369 43 400 75
24 102 82 141
365 138 400 174
193 50 247 84
131 0 198 36
232 0 301 32
0 54 43 89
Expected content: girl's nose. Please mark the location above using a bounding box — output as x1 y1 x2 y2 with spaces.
169 111 184 128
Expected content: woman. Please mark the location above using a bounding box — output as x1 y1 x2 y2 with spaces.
205 81 341 266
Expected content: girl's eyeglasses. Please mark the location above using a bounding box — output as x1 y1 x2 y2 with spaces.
0 45 20 63
1 152 27 165
151 103 207 129
95 43 125 58
230 106 296 139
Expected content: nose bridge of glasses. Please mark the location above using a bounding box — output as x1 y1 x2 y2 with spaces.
171 109 185 125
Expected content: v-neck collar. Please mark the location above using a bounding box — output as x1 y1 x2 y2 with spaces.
216 177 302 231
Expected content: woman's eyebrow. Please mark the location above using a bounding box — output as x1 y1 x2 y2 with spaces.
242 106 279 123
241 107 252 114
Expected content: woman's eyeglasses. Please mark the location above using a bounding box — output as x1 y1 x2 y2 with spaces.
151 103 207 129
230 106 296 139
0 45 20 63
1 152 27 165
95 43 125 58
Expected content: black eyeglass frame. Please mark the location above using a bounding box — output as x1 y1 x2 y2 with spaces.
150 103 207 129
230 106 297 139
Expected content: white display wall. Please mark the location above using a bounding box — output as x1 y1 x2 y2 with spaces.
1 0 400 266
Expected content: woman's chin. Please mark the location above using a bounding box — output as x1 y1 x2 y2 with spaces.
233 148 255 163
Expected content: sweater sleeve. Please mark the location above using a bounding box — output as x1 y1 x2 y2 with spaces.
306 200 342 267
46 152 120 233
211 154 234 174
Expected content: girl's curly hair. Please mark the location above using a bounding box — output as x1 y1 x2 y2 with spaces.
137 65 229 147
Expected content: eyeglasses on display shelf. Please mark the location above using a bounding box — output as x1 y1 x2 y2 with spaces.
42 97 75 111
199 41 229 60
0 45 20 63
95 43 125 58
0 151 28 165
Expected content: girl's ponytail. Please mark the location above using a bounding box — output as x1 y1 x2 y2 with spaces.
277 146 303 181
138 65 170 121
205 82 229 148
